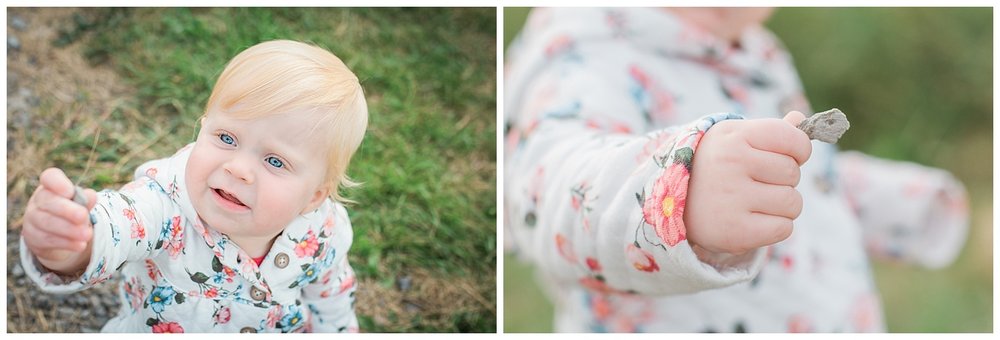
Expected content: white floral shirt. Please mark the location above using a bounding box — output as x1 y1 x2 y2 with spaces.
505 8 969 332
21 143 359 333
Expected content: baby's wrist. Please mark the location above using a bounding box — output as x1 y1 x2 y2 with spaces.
690 243 756 269
35 246 92 278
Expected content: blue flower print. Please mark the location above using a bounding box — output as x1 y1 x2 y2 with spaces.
212 271 226 284
147 285 177 313
293 264 321 288
279 305 305 332
160 219 172 241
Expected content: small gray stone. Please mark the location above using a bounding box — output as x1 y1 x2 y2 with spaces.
73 186 88 206
8 35 20 50
11 16 27 30
798 108 850 143
396 276 412 291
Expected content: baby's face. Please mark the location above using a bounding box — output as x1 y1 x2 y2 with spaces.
186 109 331 243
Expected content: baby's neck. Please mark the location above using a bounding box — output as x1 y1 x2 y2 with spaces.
227 233 279 259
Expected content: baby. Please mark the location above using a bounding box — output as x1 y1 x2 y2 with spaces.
20 40 367 333
505 8 969 332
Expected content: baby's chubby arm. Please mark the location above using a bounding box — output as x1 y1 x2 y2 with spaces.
685 112 812 264
21 168 99 276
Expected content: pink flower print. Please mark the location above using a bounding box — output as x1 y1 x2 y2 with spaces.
204 287 219 298
145 167 158 178
130 223 145 240
151 321 184 333
585 257 602 272
555 233 577 263
628 64 676 123
584 118 633 134
320 269 334 285
294 230 320 258
323 215 335 235
570 195 581 211
636 131 677 164
124 277 145 310
590 294 612 321
544 34 574 58
781 255 794 271
626 243 660 272
579 276 627 295
169 216 183 237
722 77 750 109
851 293 883 332
222 266 236 283
788 314 812 333
214 306 231 325
265 306 283 328
339 268 356 294
145 259 159 280
642 164 689 246
123 208 136 221
167 238 184 259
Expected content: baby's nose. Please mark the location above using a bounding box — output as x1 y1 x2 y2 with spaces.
223 157 255 184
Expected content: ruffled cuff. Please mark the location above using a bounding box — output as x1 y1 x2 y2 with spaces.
19 237 90 294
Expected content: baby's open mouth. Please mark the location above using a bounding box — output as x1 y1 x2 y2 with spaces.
214 188 247 207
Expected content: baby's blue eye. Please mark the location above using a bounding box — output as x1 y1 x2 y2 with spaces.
219 133 235 145
266 156 284 168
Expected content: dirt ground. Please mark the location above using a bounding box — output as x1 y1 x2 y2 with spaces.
6 8 494 332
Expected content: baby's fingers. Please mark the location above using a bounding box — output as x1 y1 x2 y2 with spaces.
27 207 92 242
22 222 88 253
36 192 91 225
740 212 794 251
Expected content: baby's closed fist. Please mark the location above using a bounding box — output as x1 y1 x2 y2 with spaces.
684 112 812 258
21 168 98 274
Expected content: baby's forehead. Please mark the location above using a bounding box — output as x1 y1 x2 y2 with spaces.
207 109 334 151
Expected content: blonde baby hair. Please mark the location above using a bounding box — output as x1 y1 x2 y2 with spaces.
204 39 368 204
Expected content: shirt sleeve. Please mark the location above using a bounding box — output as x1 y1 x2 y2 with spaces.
301 206 359 333
837 151 970 268
20 176 178 294
505 55 767 297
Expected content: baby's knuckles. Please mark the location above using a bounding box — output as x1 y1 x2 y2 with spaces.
686 118 801 254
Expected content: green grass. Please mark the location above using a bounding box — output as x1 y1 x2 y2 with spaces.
503 7 991 333
18 7 496 332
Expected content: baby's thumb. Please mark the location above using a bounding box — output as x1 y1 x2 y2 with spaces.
39 167 74 199
783 111 807 127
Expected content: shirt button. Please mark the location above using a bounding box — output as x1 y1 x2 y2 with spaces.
250 286 266 301
240 327 257 333
274 253 290 268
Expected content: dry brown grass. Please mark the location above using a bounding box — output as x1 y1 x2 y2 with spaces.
355 268 495 331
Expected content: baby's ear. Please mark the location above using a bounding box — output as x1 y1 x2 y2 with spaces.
302 182 332 214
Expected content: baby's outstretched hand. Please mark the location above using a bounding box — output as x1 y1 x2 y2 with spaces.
21 168 98 275
684 112 812 261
